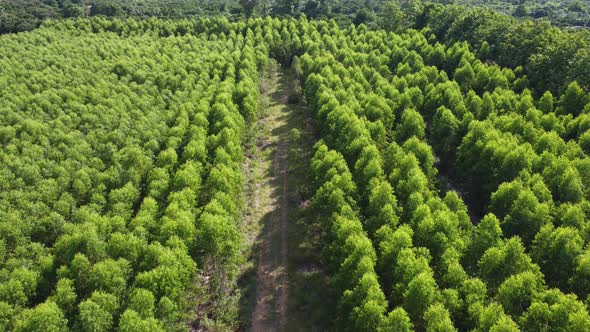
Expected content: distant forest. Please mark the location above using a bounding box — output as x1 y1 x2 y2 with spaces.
1 1 589 101
1 0 589 35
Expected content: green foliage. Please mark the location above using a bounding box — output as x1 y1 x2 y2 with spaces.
424 302 457 331
381 307 414 331
14 301 68 332
2 13 590 332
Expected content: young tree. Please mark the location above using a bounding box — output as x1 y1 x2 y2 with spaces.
478 238 540 288
381 307 413 331
396 108 426 143
14 301 68 332
118 309 164 332
538 91 555 114
502 190 551 245
531 225 583 289
78 292 119 332
464 214 503 272
431 106 460 162
404 272 439 324
127 288 155 318
558 81 588 116
423 303 457 332
497 271 544 316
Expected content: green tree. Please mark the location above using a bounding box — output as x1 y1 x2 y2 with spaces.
464 214 503 272
78 292 118 332
497 271 544 316
396 108 426 143
431 106 460 161
558 81 588 116
14 301 68 332
538 91 554 114
89 259 131 297
578 130 590 155
128 288 155 318
424 303 457 331
478 237 540 288
531 225 583 289
502 190 551 245
240 0 260 17
118 309 164 332
50 278 77 315
381 307 413 331
404 272 439 324
380 2 405 33
521 289 590 331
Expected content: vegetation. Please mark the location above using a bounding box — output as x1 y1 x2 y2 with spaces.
0 3 590 331
0 18 261 330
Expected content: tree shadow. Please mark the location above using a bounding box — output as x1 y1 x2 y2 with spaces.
239 68 331 332
238 69 293 332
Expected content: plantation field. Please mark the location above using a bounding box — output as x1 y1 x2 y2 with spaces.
1 16 590 331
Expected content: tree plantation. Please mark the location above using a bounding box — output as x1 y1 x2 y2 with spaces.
1 13 590 332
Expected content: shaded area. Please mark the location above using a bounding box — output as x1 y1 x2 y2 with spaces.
238 64 331 332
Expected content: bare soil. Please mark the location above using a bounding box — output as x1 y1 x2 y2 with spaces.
248 67 292 332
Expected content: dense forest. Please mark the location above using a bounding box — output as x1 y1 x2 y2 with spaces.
2 0 590 34
2 0 590 94
1 1 590 331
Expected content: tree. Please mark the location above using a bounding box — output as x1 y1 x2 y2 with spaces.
89 259 131 297
127 288 155 318
497 271 544 316
489 315 519 332
478 41 491 61
538 91 554 113
558 81 588 116
14 301 68 332
404 272 439 324
339 273 387 332
381 307 413 331
424 303 457 332
396 108 425 143
240 0 259 17
478 237 540 288
543 158 584 204
502 190 551 245
579 130 590 155
531 225 583 289
272 0 300 16
431 106 460 161
78 292 118 332
403 137 437 182
464 214 503 272
521 289 590 331
380 2 405 33
376 225 414 288
147 167 170 201
454 60 475 92
118 309 164 332
571 250 590 298
50 278 77 315
366 180 399 236
513 4 529 17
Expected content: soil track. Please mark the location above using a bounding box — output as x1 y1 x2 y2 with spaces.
249 67 292 332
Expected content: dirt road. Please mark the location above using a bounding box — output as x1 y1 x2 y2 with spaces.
249 67 292 332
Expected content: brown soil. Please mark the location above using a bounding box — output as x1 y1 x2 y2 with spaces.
249 67 292 332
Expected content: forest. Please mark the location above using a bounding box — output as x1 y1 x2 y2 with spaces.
0 1 590 331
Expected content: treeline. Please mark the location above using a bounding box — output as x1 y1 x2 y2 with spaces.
426 0 590 28
414 3 590 96
4 1 589 105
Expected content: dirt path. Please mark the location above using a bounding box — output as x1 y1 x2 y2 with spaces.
248 66 293 332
